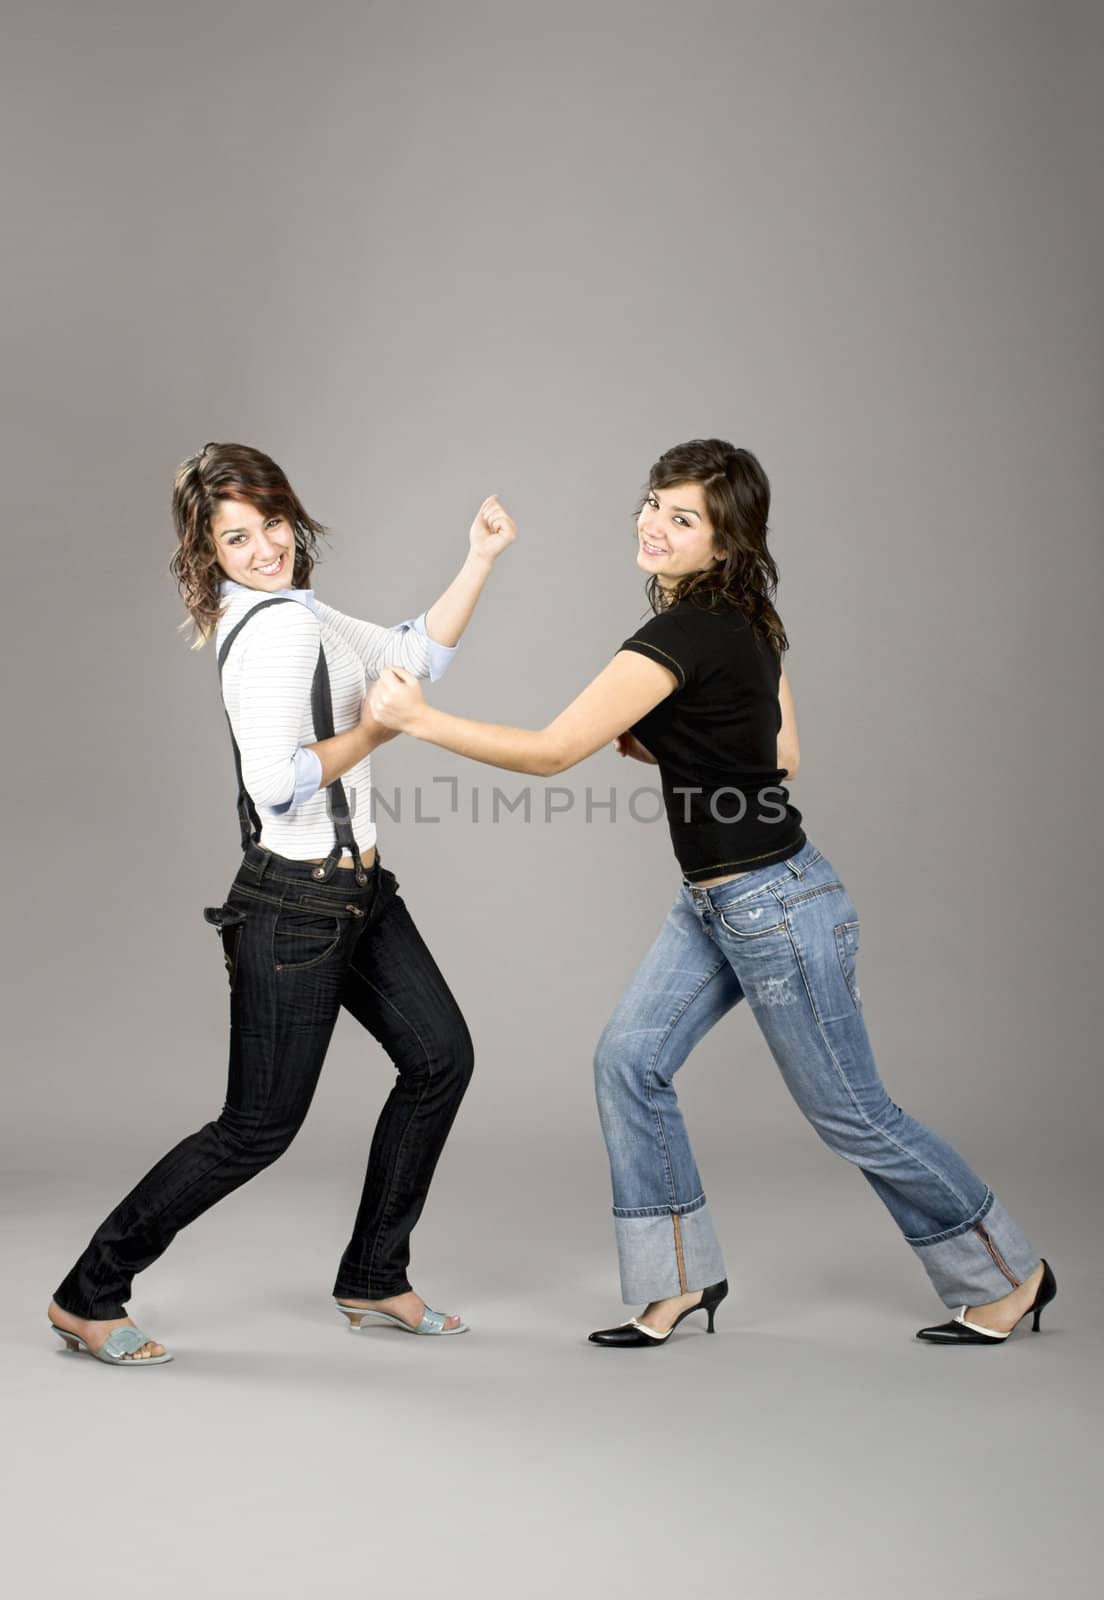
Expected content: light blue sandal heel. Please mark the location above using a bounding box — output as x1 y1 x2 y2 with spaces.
49 1321 174 1365
336 1301 469 1336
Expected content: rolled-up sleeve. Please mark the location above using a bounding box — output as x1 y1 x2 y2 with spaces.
393 612 457 682
268 744 324 814
311 598 458 682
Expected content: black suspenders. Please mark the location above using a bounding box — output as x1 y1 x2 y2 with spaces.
216 596 368 885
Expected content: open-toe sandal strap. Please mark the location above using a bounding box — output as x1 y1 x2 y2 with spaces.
100 1327 156 1359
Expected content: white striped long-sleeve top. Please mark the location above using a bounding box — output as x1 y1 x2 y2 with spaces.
213 577 456 859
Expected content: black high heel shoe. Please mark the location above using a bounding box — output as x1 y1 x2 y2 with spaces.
915 1258 1056 1345
588 1279 729 1347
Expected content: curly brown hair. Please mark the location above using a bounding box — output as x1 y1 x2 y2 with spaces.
637 438 789 659
169 442 329 648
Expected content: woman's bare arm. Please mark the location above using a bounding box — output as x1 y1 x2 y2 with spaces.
368 652 677 777
421 496 517 646
305 708 400 788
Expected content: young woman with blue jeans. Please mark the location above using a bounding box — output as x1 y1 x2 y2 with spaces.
48 442 515 1363
368 437 1055 1348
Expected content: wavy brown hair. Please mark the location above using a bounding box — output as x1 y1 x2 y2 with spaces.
169 442 329 648
637 437 788 659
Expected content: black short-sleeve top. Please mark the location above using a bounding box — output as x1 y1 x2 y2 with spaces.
619 599 805 882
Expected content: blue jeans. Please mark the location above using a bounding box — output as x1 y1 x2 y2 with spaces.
593 838 1039 1308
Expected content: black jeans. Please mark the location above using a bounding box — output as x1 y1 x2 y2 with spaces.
54 842 474 1319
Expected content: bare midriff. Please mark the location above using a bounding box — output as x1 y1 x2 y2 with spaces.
296 844 377 873
693 868 752 887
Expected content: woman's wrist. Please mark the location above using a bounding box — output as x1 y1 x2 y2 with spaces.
407 702 440 742
462 547 495 578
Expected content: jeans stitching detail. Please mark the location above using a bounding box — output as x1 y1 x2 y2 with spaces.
672 1213 687 1293
84 968 293 1308
271 909 344 972
974 1219 1022 1289
833 921 861 1009
695 841 820 910
716 908 788 939
780 881 846 909
340 962 434 1293
612 1195 708 1218
906 1188 995 1246
641 959 730 1210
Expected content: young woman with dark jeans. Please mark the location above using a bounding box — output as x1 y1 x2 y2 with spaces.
48 442 515 1363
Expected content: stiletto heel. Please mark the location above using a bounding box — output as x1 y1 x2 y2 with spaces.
589 1279 729 1347
916 1258 1056 1346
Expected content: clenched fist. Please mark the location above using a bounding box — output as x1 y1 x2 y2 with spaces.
367 667 427 733
614 731 657 764
469 495 517 562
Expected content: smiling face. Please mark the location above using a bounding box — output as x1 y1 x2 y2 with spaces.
636 481 723 589
210 498 295 590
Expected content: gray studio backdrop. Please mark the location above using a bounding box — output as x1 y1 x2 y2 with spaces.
4 0 1101 1225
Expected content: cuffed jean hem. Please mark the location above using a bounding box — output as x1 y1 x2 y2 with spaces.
909 1191 1040 1306
613 1201 726 1304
